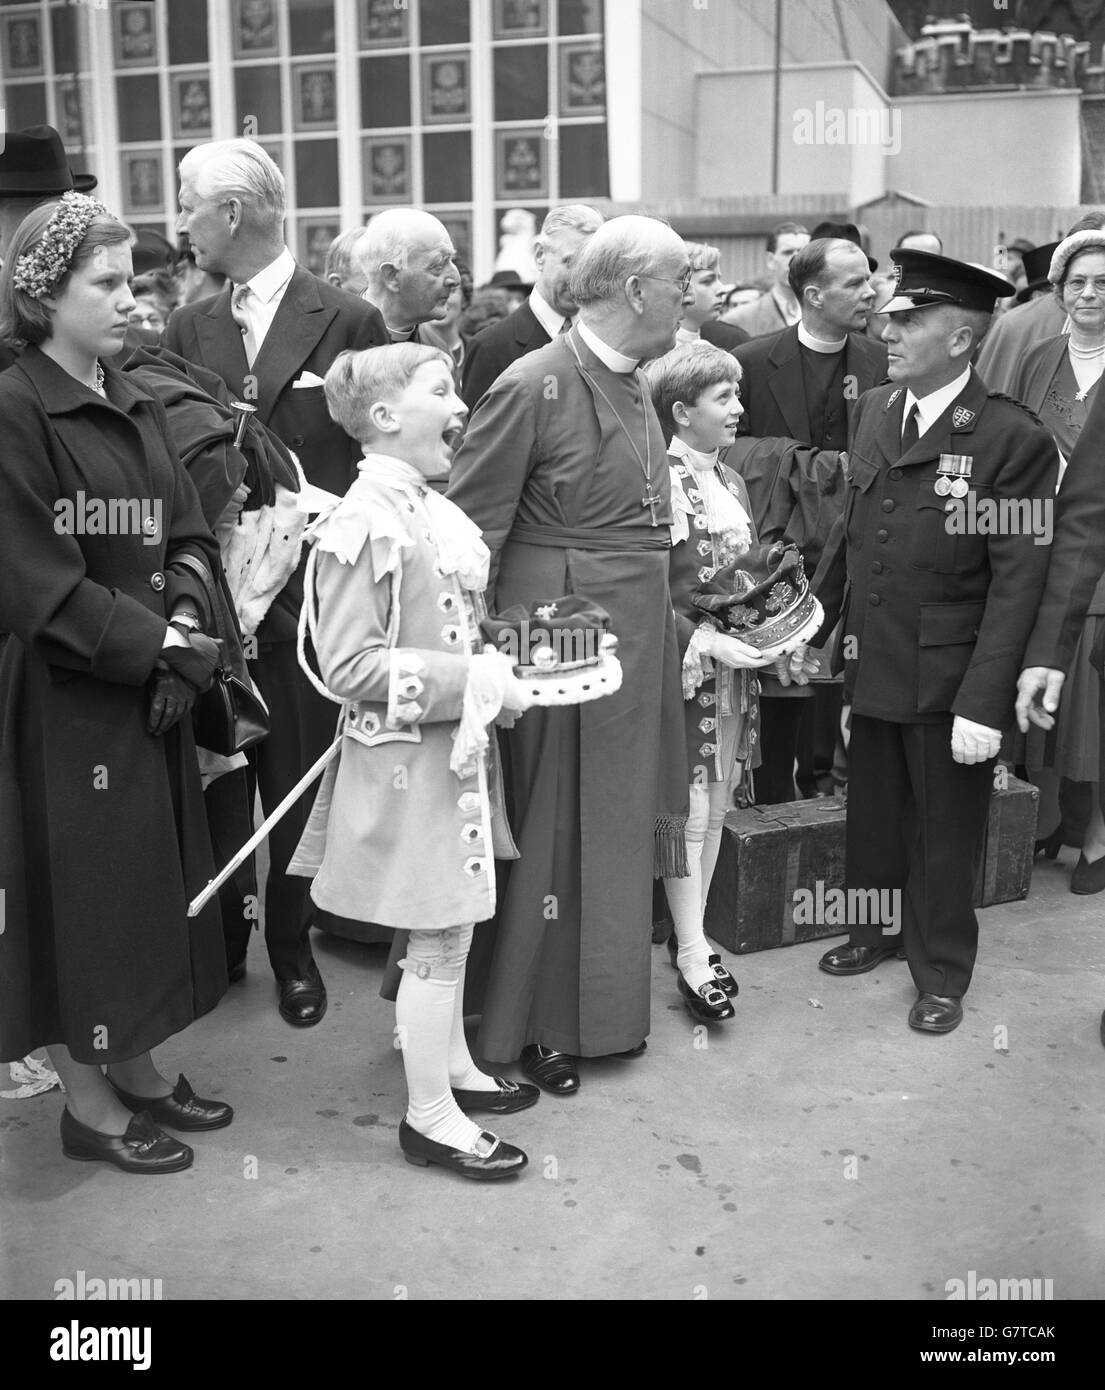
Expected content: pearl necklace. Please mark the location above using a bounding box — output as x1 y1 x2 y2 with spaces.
1067 340 1105 358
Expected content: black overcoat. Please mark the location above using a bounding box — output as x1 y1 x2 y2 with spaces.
0 348 227 1064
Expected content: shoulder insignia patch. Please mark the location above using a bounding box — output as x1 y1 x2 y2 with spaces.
986 391 1046 428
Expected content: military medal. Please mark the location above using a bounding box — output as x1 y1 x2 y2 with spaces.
936 452 972 500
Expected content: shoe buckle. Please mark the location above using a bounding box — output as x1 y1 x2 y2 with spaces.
473 1132 500 1158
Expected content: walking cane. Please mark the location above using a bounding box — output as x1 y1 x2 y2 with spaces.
187 734 341 917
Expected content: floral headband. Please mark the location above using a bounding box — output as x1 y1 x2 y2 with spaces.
12 191 111 300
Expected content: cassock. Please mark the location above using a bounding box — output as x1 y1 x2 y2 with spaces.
813 370 1058 998
447 326 689 1061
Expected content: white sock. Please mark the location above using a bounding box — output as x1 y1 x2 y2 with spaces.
448 960 498 1092
396 960 485 1153
664 784 715 992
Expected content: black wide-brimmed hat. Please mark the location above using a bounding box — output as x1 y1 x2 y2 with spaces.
1015 240 1061 304
0 125 97 196
878 249 1013 315
810 220 877 272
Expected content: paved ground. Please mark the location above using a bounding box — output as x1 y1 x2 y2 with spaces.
2 846 1101 1302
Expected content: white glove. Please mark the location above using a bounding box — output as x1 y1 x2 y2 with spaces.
500 667 534 713
772 640 819 687
1015 667 1064 734
951 715 1002 765
705 629 777 670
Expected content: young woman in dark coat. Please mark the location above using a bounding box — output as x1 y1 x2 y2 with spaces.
0 194 233 1174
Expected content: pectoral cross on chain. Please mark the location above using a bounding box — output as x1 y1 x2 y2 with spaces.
641 488 661 526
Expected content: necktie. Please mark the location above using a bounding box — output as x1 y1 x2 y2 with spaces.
558 317 572 336
901 401 920 454
230 283 257 367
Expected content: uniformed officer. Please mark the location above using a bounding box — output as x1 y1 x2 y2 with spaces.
809 250 1059 1033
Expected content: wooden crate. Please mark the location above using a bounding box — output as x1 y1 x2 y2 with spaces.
704 775 1039 955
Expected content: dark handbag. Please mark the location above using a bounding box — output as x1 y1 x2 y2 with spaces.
171 553 270 756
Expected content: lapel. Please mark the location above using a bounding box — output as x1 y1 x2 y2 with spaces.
515 300 549 351
879 369 988 469
194 283 251 394
249 266 337 424
766 327 810 441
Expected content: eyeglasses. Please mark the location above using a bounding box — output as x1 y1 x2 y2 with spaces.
641 270 694 296
1064 277 1105 297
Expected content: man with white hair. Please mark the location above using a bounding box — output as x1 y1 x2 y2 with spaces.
448 215 692 1093
357 207 460 343
165 139 387 1027
461 203 604 408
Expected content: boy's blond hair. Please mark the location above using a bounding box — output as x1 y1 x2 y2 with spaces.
324 343 453 443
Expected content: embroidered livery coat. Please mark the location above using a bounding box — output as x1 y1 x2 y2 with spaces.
667 454 762 786
288 464 516 928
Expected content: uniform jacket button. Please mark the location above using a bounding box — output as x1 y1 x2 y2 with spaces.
150 571 166 591
876 529 889 542
871 560 883 574
889 468 903 481
869 592 881 606
881 499 895 513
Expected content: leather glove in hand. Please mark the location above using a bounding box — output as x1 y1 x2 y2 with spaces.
160 631 222 694
147 665 198 736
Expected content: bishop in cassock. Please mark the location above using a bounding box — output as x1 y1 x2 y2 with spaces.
448 216 693 1093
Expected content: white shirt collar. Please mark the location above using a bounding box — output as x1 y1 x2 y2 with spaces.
668 436 719 471
675 325 701 345
576 318 638 373
528 286 569 339
245 246 296 304
904 366 973 437
797 321 847 354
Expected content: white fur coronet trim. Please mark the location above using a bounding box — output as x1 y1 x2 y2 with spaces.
519 651 623 706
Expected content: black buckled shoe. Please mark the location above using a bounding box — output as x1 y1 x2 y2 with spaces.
677 971 735 1023
707 954 739 997
908 993 963 1034
278 965 327 1026
668 935 740 998
520 1044 579 1094
398 1120 528 1180
108 1073 233 1132
452 1076 540 1115
819 941 903 976
60 1108 193 1174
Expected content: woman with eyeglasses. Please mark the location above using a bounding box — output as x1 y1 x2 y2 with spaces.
1010 230 1105 892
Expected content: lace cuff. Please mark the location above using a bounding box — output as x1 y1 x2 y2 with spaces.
450 649 512 777
682 623 717 699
